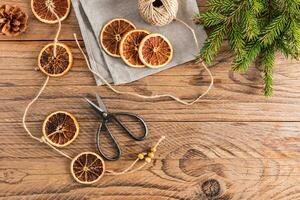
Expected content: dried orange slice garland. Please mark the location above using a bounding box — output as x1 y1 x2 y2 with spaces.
23 11 165 183
43 111 79 147
100 18 136 57
31 0 71 24
38 42 73 77
119 29 150 68
139 33 173 68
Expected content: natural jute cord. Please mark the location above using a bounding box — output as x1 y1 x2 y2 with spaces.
74 34 213 106
22 76 73 160
45 0 62 57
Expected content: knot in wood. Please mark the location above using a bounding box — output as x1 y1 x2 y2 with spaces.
201 179 221 198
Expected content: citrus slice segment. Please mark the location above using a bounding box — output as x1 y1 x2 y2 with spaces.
100 18 136 57
43 111 79 147
38 42 73 77
71 152 105 184
119 29 150 68
138 33 173 68
31 0 71 24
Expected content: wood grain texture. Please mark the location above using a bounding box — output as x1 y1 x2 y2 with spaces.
2 122 300 200
1 0 300 199
1 42 300 123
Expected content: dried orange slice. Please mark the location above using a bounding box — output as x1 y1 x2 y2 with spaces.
71 152 105 184
119 29 150 68
138 33 173 68
31 0 71 24
100 18 136 57
38 42 73 77
43 111 79 147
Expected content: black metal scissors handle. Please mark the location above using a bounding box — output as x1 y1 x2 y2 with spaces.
96 112 148 161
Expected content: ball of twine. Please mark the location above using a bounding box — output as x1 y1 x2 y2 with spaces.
138 0 179 26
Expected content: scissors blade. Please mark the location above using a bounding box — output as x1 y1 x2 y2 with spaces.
84 98 106 114
96 94 107 112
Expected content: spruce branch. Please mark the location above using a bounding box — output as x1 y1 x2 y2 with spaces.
233 41 261 72
229 23 245 55
262 47 275 96
244 10 260 39
194 12 225 27
260 15 287 46
197 25 227 64
252 0 265 13
287 19 300 59
276 39 292 58
205 0 235 14
196 0 300 96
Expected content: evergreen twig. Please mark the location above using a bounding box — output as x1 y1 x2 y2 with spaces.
195 0 300 96
262 47 275 96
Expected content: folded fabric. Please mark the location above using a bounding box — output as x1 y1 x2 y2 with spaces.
72 0 207 85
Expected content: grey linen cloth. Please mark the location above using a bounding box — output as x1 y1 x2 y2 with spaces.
72 0 207 85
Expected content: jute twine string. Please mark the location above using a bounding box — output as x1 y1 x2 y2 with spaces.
74 34 213 105
45 0 62 57
51 10 61 57
22 76 73 160
138 0 199 49
107 136 165 175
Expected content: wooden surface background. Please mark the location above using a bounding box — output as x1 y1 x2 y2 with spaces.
1 0 300 199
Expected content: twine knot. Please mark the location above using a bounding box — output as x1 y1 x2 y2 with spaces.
40 136 46 143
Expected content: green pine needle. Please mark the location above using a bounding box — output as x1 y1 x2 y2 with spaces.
196 0 300 96
233 42 261 72
206 0 235 14
229 23 245 54
276 39 292 58
197 25 227 64
260 15 287 46
252 0 265 13
244 10 260 39
262 47 275 96
195 12 225 27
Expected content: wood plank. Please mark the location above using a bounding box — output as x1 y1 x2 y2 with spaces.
1 122 300 199
0 41 300 122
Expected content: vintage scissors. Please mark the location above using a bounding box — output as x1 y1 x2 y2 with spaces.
84 95 148 161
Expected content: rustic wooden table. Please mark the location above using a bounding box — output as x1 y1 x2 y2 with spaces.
1 1 300 200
